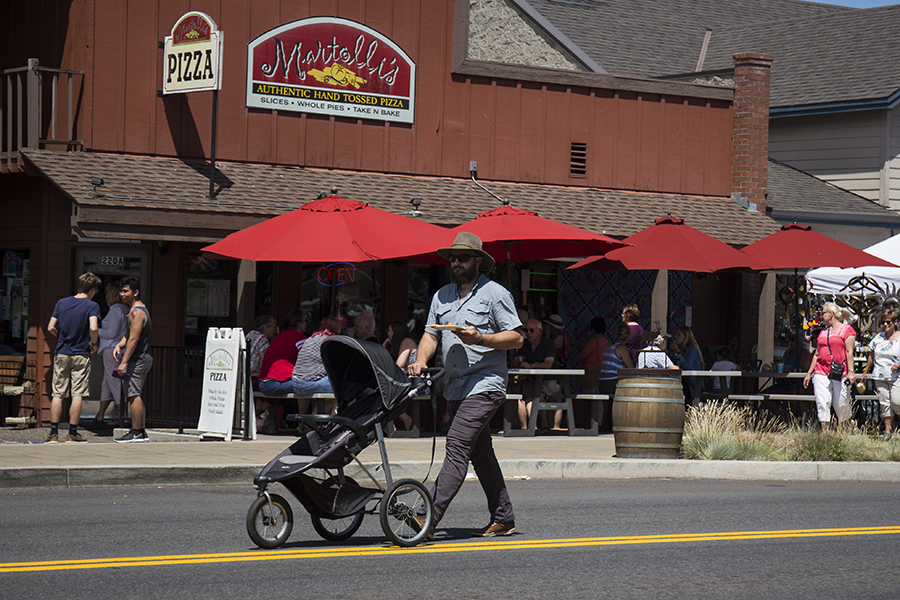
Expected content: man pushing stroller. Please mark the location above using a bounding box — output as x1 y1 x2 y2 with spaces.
409 232 524 538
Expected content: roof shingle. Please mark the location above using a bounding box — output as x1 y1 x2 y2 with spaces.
23 149 780 246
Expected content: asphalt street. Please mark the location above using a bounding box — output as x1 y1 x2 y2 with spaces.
2 479 899 600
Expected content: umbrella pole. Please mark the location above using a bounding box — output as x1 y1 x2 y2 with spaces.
330 278 336 319
794 268 801 361
505 241 514 298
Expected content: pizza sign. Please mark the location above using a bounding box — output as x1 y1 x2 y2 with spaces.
246 17 416 124
163 12 223 94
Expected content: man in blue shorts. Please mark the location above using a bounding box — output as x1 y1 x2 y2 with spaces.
409 232 524 538
46 272 101 443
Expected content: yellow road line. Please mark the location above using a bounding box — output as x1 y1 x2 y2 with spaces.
3 526 899 573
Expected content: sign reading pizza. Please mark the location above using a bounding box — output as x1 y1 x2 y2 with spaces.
163 12 223 94
246 17 416 124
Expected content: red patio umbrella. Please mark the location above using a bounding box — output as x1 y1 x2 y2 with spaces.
567 216 771 273
741 223 898 270
201 195 454 263
742 223 899 349
449 205 627 263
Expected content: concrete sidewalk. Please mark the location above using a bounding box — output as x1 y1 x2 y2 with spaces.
2 429 899 488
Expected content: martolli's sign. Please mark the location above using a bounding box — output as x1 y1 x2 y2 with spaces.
246 17 415 124
163 12 223 94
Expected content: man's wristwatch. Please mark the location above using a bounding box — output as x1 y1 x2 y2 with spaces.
476 333 485 345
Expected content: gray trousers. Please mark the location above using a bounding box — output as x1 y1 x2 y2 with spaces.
429 390 515 525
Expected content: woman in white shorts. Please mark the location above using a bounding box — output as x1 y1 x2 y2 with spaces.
803 302 856 430
861 308 900 440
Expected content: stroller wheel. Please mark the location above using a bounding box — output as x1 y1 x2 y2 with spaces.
310 476 365 542
247 492 293 549
311 511 365 542
379 478 434 547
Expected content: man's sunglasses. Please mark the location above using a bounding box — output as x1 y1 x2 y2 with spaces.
448 254 475 264
526 328 539 332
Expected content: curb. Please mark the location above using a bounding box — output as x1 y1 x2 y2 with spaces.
3 459 899 489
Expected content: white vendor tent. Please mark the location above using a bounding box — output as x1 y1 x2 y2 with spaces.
806 233 900 295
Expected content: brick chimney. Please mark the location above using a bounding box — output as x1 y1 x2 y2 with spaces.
731 53 773 213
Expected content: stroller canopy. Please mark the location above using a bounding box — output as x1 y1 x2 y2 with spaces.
320 336 412 413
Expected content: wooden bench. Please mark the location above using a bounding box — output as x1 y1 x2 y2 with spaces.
574 394 609 436
0 355 28 422
502 393 607 436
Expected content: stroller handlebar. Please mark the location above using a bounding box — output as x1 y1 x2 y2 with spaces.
408 367 444 391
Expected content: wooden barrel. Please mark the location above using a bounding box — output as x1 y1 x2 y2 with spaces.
612 369 685 458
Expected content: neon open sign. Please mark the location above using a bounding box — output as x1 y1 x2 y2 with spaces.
317 262 356 287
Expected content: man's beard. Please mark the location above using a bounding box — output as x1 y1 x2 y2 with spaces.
450 260 478 285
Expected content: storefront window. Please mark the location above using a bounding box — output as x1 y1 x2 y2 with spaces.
299 263 382 335
185 252 238 347
407 265 437 340
0 249 29 354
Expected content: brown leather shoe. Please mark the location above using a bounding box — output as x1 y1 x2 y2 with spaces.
67 432 86 442
471 521 516 537
408 515 434 541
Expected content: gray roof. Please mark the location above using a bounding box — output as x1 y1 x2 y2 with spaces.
21 149 779 246
522 0 851 80
702 6 900 109
521 0 900 109
767 158 900 220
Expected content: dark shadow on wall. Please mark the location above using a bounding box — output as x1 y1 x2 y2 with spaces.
162 94 233 196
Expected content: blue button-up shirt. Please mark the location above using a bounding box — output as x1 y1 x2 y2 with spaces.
425 274 523 401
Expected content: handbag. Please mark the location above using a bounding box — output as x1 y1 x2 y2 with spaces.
826 329 844 381
827 361 844 381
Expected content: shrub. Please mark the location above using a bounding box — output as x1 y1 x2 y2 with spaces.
681 402 899 462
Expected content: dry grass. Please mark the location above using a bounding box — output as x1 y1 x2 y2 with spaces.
682 403 900 462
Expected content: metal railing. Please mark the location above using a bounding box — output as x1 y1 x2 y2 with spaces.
144 346 206 433
1 58 84 171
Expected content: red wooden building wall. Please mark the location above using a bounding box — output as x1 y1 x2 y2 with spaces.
3 0 733 196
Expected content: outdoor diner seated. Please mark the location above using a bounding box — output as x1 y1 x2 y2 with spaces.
670 325 705 403
571 316 608 394
543 314 569 366
291 315 342 415
352 311 378 343
637 335 678 369
246 314 277 391
513 318 561 432
258 309 307 397
383 319 419 431
596 323 634 430
709 345 739 393
256 309 307 429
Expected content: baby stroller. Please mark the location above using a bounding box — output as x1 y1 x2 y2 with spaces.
246 335 442 548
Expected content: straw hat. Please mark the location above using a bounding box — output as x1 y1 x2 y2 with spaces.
437 231 495 270
543 314 564 329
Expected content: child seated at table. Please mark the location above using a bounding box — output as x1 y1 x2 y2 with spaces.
710 346 740 392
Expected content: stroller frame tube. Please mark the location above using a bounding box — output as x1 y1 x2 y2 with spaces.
374 422 393 487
